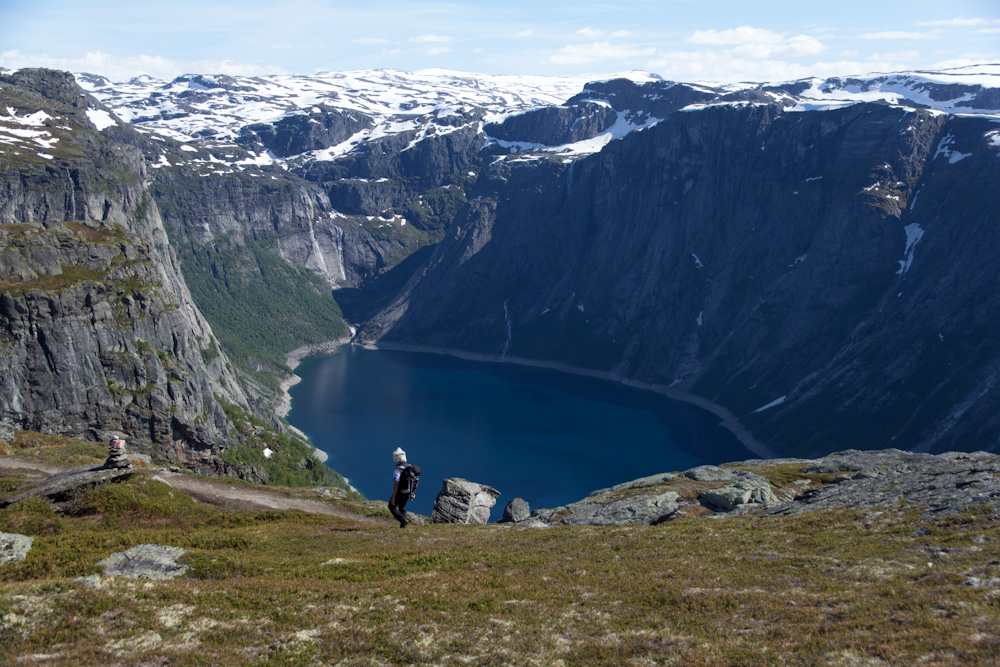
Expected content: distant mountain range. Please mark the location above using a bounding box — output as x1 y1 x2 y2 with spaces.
1 64 998 475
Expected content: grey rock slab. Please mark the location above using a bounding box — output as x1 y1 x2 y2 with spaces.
0 532 34 564
98 543 189 580
588 472 679 497
699 471 778 512
561 491 681 526
684 465 734 482
767 453 1000 518
430 478 500 524
500 497 531 523
0 464 133 508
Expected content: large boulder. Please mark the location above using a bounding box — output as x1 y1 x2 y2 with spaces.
0 532 34 564
699 471 778 512
500 497 531 523
98 543 189 580
430 478 500 524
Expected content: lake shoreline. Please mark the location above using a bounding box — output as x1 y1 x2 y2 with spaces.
278 337 776 463
277 336 353 463
368 342 777 460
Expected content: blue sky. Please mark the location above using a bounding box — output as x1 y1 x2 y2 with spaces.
1 0 998 83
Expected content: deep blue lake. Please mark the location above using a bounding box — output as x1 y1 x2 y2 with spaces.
287 346 752 517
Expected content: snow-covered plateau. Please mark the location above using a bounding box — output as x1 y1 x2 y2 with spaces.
74 64 1000 171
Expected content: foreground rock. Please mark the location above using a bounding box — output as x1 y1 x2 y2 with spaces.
98 544 189 580
500 497 531 523
0 464 133 508
0 532 34 564
532 491 682 526
698 471 779 512
765 449 1000 518
523 448 1000 527
431 478 500 524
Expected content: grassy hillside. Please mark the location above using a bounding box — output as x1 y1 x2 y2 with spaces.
181 237 348 393
1 454 998 665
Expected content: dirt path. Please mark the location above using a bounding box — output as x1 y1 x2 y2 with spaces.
0 456 388 525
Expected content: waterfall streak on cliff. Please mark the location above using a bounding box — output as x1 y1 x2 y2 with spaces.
334 224 347 281
501 296 513 362
65 169 76 220
308 218 333 284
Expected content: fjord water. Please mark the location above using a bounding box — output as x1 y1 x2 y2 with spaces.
288 346 752 517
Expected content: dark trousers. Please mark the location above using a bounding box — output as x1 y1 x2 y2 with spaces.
388 492 409 526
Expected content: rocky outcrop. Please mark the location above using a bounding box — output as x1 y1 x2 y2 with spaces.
765 449 1000 518
0 69 256 474
523 448 1000 526
698 471 779 512
0 532 33 564
430 478 500 524
236 106 373 158
484 102 618 146
531 490 681 526
0 463 133 508
97 543 189 580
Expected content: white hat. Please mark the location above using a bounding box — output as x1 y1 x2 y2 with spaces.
393 447 406 463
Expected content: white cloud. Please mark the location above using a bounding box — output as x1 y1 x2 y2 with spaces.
0 49 286 82
687 26 824 58
353 37 389 45
573 27 630 39
410 34 452 43
916 17 1000 28
858 31 937 40
550 42 656 65
516 29 533 38
867 50 920 62
646 49 888 85
689 26 787 46
426 47 453 56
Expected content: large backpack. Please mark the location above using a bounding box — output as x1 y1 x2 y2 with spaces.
397 463 421 495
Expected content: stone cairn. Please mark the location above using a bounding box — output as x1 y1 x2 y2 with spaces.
104 436 132 470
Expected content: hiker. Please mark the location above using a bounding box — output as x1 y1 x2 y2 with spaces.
388 447 420 528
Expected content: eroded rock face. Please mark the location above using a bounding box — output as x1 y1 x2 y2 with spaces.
430 478 500 524
0 532 34 564
375 99 1000 458
0 69 252 471
98 543 189 580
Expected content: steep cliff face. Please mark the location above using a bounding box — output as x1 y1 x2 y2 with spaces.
0 69 255 473
375 100 1000 456
73 65 1000 458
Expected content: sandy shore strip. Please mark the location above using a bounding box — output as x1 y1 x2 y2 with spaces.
371 341 777 460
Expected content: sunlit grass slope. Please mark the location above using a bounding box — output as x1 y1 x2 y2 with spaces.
1 467 998 665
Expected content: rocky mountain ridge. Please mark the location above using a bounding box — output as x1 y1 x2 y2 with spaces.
0 69 332 482
5 63 1000 477
80 64 1000 458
